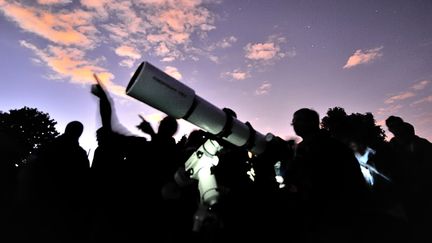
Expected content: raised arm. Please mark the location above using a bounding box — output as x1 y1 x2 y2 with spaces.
136 114 156 138
91 74 112 131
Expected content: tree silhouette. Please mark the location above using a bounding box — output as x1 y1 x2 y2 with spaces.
0 106 59 165
321 107 348 139
322 107 386 148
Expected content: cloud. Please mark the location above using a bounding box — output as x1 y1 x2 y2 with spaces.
144 2 214 45
139 0 202 8
1 0 220 97
245 42 279 60
19 40 125 97
115 45 141 68
411 95 432 106
377 104 403 115
384 91 415 104
208 55 219 63
343 46 383 69
2 0 217 58
102 0 216 62
224 69 249 80
115 45 142 59
80 0 110 9
255 81 272 95
244 35 288 62
200 24 216 31
79 0 111 18
411 80 431 91
164 66 182 80
155 42 170 56
37 0 72 4
119 59 135 68
161 56 176 62
215 36 237 49
0 1 95 47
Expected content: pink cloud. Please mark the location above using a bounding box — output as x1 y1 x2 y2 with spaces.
224 69 249 80
411 95 432 106
101 0 215 62
384 91 415 104
1 0 220 97
103 24 129 39
115 45 142 60
0 1 94 47
245 42 279 60
164 66 183 80
255 81 272 95
119 59 135 68
155 42 170 56
156 8 210 33
161 56 176 62
411 80 431 91
139 0 202 8
244 35 289 62
343 46 383 69
80 0 110 8
144 2 214 46
37 0 71 5
19 40 125 97
79 0 111 18
377 104 403 115
147 34 169 43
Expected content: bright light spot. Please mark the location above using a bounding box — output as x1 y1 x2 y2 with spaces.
275 175 284 184
354 147 375 186
247 168 255 182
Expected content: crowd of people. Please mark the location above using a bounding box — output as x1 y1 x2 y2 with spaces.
0 81 431 243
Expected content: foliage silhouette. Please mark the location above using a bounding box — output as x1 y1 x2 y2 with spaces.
0 106 59 165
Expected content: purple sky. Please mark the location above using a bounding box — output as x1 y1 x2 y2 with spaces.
1 0 431 158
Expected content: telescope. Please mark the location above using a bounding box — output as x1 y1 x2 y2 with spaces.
126 62 272 154
126 62 276 209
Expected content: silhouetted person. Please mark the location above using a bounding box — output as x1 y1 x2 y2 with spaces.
137 115 189 242
387 120 432 242
90 77 154 242
91 75 190 242
21 121 91 242
286 108 369 242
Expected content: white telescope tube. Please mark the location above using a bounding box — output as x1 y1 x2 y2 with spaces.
126 62 269 155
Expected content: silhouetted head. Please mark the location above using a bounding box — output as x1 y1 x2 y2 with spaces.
158 116 178 137
96 127 110 146
64 121 84 141
385 116 404 136
292 108 320 138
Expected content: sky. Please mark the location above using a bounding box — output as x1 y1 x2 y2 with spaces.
1 0 431 159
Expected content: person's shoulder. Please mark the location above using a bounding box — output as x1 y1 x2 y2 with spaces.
414 135 431 144
77 146 89 157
